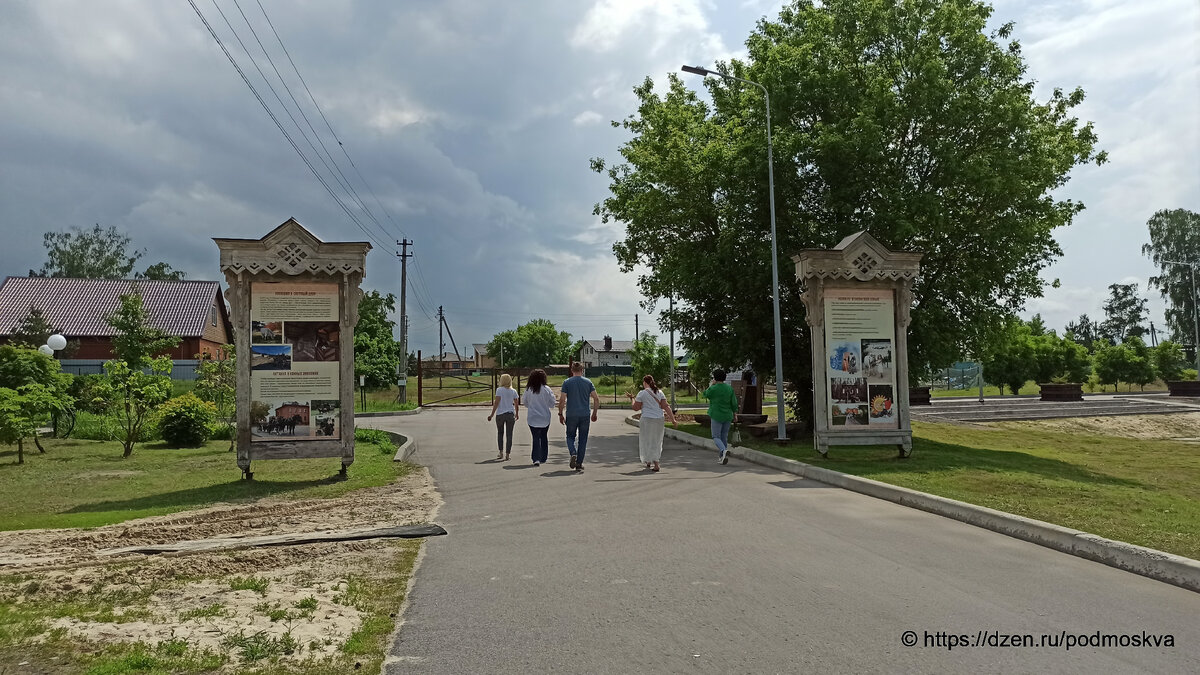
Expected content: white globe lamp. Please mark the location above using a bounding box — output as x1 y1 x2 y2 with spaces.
47 334 67 351
38 344 54 356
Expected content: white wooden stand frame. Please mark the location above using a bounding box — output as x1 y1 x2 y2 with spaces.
794 232 922 458
215 219 370 480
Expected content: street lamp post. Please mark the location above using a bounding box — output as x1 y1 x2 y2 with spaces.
1162 260 1200 379
681 64 787 441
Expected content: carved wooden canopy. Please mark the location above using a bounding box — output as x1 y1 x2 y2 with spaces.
792 231 922 282
214 218 371 279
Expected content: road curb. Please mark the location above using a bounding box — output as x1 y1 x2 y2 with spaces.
355 408 423 418
626 415 1200 593
377 430 418 462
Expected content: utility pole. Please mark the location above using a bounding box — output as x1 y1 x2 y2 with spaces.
668 295 676 409
438 305 444 389
634 313 639 341
396 239 412 403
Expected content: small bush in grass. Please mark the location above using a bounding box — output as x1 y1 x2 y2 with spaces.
73 411 121 441
158 393 217 448
354 427 393 448
208 422 234 441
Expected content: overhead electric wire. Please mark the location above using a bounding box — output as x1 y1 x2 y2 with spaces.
232 0 390 240
202 0 393 249
186 0 394 253
252 0 410 242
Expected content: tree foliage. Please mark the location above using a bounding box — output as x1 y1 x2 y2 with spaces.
628 332 671 390
1153 341 1187 383
107 291 180 370
487 320 574 368
595 0 1105 390
982 318 1090 393
102 358 173 458
1142 209 1200 342
103 291 177 458
195 345 236 446
354 291 401 388
137 262 186 281
1064 313 1100 352
9 306 56 349
1100 283 1148 344
0 347 73 462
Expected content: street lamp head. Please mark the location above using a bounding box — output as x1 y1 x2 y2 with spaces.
681 65 713 77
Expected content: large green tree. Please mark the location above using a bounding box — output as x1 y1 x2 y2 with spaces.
595 0 1104 403
1142 208 1200 344
36 224 180 280
1100 282 1148 344
354 291 401 388
486 320 574 368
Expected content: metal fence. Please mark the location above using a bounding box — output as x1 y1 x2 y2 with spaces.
59 359 203 380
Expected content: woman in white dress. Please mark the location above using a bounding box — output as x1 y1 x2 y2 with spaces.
627 374 676 472
487 373 520 460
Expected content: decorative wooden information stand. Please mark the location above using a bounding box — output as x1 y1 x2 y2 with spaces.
794 232 922 457
215 219 370 479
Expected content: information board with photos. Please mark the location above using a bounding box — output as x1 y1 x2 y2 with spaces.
250 282 342 441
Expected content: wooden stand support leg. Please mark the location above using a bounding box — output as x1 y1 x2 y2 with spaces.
339 463 349 479
242 464 253 481
898 441 912 459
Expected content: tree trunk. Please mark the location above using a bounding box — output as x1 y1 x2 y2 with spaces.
17 438 23 465
33 432 45 453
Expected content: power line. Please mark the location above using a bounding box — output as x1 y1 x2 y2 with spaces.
252 0 409 242
242 0 397 240
186 0 393 252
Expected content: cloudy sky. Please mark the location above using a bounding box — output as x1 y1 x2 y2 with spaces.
1 0 1196 357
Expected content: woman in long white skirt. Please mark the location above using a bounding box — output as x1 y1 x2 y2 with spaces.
627 375 676 472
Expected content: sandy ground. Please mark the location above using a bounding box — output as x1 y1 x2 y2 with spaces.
0 468 440 669
990 411 1200 440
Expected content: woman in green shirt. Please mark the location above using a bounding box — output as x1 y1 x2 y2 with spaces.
703 369 738 464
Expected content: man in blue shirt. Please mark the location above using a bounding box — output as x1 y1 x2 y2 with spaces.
557 361 600 472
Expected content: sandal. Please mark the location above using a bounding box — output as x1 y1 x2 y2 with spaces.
651 464 660 472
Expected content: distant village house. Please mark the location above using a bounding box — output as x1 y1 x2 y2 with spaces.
0 277 233 371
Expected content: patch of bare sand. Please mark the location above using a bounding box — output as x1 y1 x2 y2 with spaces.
992 412 1200 440
0 468 439 570
0 468 440 669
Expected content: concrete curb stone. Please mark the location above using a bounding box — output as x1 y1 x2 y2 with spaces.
356 408 423 418
376 430 417 462
627 414 1200 593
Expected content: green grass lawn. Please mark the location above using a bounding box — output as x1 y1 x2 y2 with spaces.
0 430 409 531
675 420 1200 560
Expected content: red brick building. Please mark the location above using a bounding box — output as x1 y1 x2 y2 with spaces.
0 277 232 360
274 403 309 424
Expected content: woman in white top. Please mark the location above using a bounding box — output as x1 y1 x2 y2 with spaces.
626 374 676 472
522 369 557 467
487 373 520 460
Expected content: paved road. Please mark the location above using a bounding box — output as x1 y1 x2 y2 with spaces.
367 408 1200 674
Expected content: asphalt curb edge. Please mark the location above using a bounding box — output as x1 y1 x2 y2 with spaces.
377 430 418 462
627 414 1200 593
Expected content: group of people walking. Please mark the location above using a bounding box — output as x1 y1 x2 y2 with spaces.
487 362 741 471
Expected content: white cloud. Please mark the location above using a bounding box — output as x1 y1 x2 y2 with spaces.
573 110 604 126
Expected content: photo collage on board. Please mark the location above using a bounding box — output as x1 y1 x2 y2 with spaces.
829 340 868 426
861 338 896 427
250 319 341 440
829 338 897 427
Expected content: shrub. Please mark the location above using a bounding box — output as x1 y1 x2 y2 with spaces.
68 374 113 414
158 393 217 448
73 411 121 441
208 423 235 441
1184 369 1199 381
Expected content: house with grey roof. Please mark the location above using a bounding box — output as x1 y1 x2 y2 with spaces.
579 335 633 368
0 276 232 365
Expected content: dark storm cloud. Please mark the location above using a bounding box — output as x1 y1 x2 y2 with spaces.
1 0 1194 351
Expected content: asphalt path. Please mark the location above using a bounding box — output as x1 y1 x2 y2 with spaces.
366 408 1200 674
